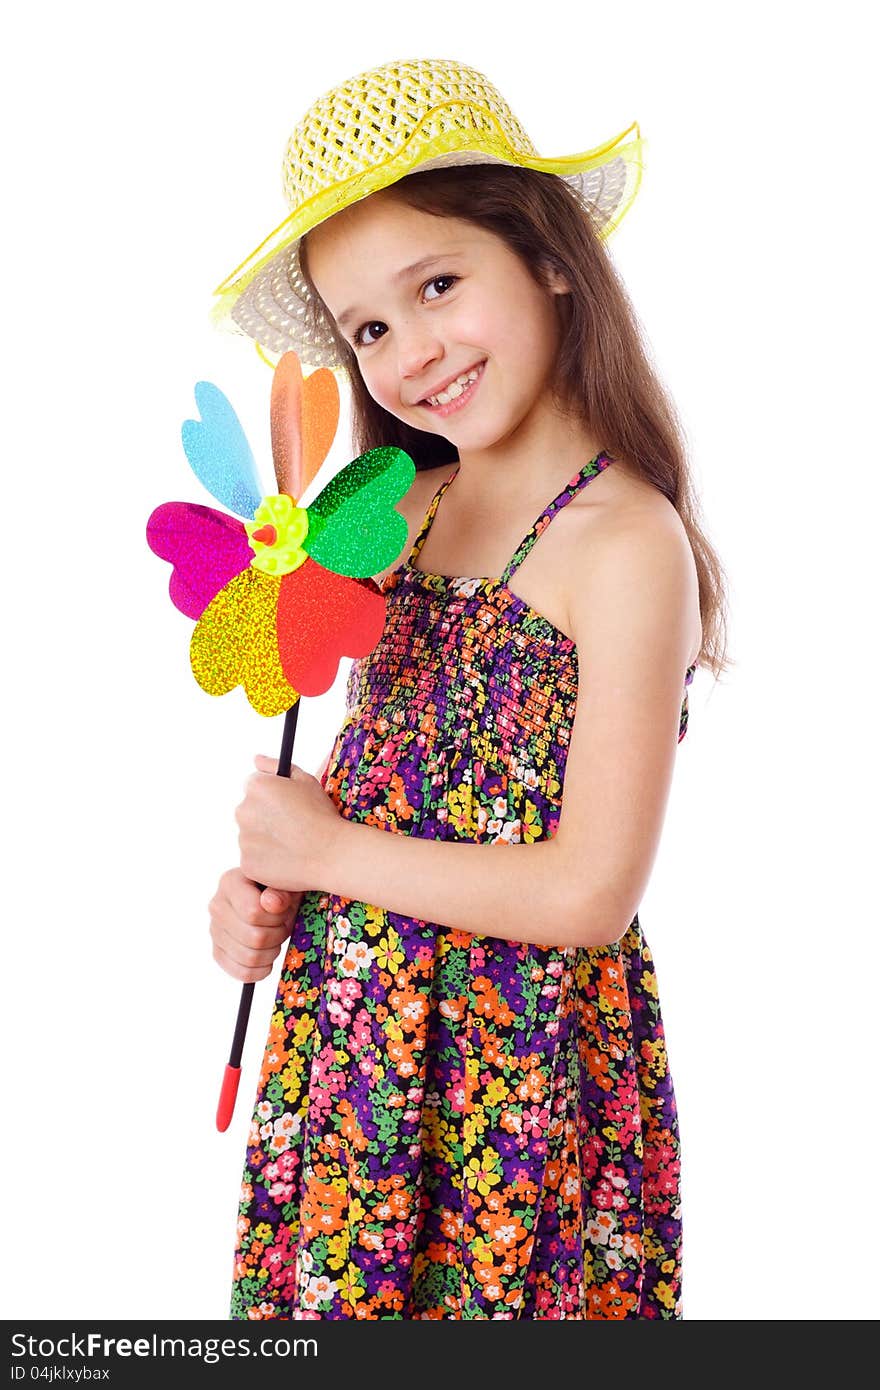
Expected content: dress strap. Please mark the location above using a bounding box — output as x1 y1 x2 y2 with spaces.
501 451 615 584
405 466 460 567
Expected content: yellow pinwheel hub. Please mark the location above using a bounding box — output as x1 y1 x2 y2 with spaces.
245 494 309 575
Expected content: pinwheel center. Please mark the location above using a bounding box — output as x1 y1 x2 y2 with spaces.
245 495 309 576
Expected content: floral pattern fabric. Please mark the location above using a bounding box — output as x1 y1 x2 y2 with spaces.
230 452 692 1319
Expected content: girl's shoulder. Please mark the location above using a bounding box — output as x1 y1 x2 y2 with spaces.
559 456 689 558
553 462 703 665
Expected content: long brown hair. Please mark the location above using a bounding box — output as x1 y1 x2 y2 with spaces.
299 165 731 679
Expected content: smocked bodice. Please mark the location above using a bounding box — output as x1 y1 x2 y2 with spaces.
344 452 695 803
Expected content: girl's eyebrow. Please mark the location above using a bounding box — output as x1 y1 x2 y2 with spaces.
337 251 464 330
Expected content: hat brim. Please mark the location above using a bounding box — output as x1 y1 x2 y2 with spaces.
211 115 645 369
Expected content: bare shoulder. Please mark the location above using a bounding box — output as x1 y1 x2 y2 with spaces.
372 461 458 584
559 466 702 670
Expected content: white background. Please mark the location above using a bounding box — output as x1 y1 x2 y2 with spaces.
3 1 877 1321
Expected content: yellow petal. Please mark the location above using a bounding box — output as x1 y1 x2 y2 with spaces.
190 568 299 717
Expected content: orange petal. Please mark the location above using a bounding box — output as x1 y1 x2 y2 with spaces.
270 351 303 498
301 368 339 493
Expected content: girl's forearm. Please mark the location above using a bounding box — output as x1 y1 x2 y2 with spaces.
316 817 608 949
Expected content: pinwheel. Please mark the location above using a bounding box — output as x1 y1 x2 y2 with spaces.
147 351 415 1130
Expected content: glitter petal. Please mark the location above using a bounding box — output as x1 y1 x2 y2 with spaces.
301 368 340 494
146 501 252 619
190 568 299 717
181 382 264 519
270 352 339 498
276 560 385 695
304 446 415 576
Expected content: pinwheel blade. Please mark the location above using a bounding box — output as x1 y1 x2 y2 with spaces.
269 352 303 498
181 381 263 519
304 446 415 577
190 568 301 718
270 353 340 499
276 560 386 695
301 367 340 495
146 501 252 619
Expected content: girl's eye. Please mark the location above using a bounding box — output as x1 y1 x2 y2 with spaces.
423 274 458 300
351 276 458 349
353 321 387 348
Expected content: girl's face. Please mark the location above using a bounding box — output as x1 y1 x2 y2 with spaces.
304 193 570 455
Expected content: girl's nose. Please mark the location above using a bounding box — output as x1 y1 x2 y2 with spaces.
397 326 443 381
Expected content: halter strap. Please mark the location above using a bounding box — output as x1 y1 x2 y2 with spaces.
406 470 455 567
502 452 614 583
406 451 615 577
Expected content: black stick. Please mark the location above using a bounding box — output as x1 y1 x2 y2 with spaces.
216 701 300 1131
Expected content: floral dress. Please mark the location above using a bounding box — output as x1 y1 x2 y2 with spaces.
230 450 694 1320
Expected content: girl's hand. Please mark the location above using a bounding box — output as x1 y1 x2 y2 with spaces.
209 868 300 982
235 754 342 894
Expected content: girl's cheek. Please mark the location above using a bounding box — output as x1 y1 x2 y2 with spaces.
375 375 408 419
359 360 387 399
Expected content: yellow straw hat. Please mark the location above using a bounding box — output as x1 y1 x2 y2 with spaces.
211 56 646 370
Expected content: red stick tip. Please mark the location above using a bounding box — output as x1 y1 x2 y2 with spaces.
216 1064 242 1132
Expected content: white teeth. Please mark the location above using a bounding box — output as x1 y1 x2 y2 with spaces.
427 366 481 406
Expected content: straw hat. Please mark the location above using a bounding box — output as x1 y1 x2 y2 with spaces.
211 57 646 370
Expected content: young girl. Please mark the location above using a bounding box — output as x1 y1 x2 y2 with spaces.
207 57 729 1321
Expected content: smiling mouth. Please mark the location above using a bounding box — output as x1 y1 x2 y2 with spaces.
419 361 486 413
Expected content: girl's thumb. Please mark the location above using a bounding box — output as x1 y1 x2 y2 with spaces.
261 888 288 912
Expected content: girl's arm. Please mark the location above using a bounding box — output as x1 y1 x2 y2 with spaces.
310 515 698 950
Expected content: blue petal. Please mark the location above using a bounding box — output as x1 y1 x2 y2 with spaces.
181 381 263 518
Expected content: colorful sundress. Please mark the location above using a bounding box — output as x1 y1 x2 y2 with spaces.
230 450 694 1320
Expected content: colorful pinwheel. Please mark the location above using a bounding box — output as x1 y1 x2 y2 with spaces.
147 357 414 716
146 352 415 1130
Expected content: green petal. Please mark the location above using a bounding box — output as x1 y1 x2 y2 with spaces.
304 447 416 577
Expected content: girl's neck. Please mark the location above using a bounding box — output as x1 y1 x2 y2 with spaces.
451 403 610 515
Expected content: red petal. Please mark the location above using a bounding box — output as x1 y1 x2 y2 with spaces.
276 559 385 696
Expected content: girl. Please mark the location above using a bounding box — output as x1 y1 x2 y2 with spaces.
208 57 730 1320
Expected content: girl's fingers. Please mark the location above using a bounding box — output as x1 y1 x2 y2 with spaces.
209 872 300 981
231 885 293 926
210 918 288 972
260 888 291 913
254 754 279 772
221 910 292 951
211 938 277 984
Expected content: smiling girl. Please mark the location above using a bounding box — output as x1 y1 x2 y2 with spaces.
208 57 730 1320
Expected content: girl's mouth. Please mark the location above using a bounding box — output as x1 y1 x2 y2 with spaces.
419 361 485 417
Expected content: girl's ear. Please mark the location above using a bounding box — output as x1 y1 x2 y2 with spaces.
539 259 572 296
